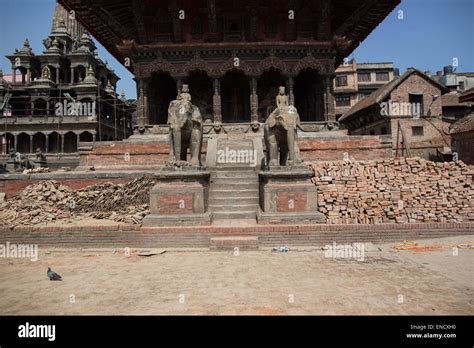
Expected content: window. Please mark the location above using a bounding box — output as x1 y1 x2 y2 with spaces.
459 81 465 91
358 73 371 82
357 93 369 101
336 75 348 87
335 96 351 107
376 72 389 81
409 93 424 116
412 126 424 136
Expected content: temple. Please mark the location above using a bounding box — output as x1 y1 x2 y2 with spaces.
0 5 134 168
58 0 400 133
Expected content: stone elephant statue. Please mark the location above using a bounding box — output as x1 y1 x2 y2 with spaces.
264 105 302 166
167 99 203 167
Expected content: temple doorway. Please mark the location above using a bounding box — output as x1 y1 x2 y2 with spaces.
294 69 325 121
185 70 213 122
257 69 286 121
221 70 250 123
148 72 176 125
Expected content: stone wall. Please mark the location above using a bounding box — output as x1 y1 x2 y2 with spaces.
311 158 473 224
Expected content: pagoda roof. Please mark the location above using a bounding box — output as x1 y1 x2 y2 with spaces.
58 0 400 72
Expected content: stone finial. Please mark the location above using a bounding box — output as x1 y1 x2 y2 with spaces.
24 38 30 48
120 90 126 99
41 66 51 80
52 38 59 47
0 68 3 78
87 64 95 77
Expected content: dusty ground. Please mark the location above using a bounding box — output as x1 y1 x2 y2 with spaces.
0 235 473 315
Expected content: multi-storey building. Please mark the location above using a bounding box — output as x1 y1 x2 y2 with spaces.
334 59 397 119
0 4 134 169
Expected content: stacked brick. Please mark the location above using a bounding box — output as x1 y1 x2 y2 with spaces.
310 158 474 224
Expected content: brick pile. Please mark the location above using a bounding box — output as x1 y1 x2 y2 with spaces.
0 178 156 226
310 158 474 224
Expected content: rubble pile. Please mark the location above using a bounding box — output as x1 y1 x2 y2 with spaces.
0 177 156 226
310 158 474 224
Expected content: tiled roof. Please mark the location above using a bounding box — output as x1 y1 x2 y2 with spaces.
450 114 474 134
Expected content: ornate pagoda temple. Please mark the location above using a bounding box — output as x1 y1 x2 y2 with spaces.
58 0 400 134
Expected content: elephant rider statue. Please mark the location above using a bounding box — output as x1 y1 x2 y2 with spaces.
264 86 302 167
167 84 203 167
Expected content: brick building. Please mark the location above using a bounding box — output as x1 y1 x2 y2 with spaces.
334 59 397 119
450 87 474 164
339 68 452 160
0 4 134 169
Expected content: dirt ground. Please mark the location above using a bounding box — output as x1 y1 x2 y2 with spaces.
0 235 473 315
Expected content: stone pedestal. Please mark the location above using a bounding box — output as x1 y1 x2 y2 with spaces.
257 166 325 224
142 168 212 226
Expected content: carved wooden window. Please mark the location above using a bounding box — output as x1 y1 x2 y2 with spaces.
155 9 172 42
297 9 313 39
191 17 203 40
266 19 277 38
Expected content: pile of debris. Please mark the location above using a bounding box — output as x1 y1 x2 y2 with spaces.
0 177 156 227
310 157 474 224
22 167 50 174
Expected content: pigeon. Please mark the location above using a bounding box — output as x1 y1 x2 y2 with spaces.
47 267 62 281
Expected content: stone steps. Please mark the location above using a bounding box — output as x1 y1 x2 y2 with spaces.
210 203 259 212
209 196 259 205
212 210 257 220
209 137 260 221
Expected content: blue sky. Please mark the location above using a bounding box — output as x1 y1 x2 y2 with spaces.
0 0 473 99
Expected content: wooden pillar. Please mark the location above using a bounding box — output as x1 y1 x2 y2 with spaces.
26 68 31 84
12 68 16 83
29 134 33 153
60 133 64 154
137 79 147 127
13 134 17 151
45 134 49 153
287 77 295 106
30 101 34 120
56 67 60 84
250 77 258 122
324 76 336 122
176 79 183 97
212 78 222 123
71 67 75 83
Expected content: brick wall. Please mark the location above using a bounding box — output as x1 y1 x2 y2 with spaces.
452 131 474 165
80 141 208 168
390 74 443 116
298 135 392 161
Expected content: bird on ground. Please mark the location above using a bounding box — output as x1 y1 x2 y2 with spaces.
47 267 62 281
